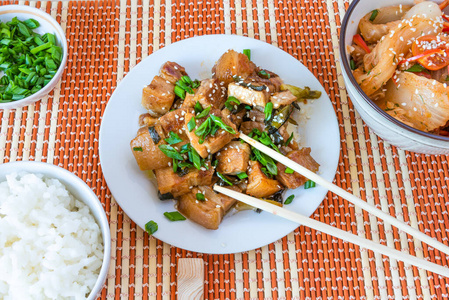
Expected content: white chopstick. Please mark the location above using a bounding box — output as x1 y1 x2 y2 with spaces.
239 132 449 257
213 185 449 278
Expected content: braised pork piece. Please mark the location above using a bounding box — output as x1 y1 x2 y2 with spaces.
130 49 321 230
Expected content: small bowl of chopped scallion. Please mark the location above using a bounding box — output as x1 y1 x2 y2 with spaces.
0 5 67 109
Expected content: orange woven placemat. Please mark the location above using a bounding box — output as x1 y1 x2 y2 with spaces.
1 0 449 298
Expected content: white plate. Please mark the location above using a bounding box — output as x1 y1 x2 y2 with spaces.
99 35 340 254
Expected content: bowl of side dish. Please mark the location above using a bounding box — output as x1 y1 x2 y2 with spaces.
340 0 449 154
0 5 68 110
0 161 110 299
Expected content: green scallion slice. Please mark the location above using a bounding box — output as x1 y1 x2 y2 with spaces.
264 102 273 121
369 9 379 22
163 211 186 221
133 146 143 152
165 131 183 145
187 116 196 132
243 49 251 60
236 172 248 179
158 144 183 160
304 180 316 189
285 167 294 174
350 59 356 70
217 171 233 186
196 106 211 119
196 193 205 201
145 220 158 235
284 195 294 205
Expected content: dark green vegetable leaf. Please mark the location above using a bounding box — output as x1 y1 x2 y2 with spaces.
145 220 158 234
133 146 143 152
405 64 426 73
163 211 186 221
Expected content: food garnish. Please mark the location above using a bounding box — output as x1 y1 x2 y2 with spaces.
145 220 158 234
0 17 62 102
163 211 187 221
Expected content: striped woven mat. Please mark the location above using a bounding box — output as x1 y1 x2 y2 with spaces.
1 0 448 299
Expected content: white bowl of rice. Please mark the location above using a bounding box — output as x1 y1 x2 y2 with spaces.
0 161 111 299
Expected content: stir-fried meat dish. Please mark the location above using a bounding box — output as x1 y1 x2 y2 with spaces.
349 1 449 135
130 49 321 229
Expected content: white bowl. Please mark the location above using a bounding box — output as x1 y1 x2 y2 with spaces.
0 5 68 110
339 0 449 154
0 161 111 300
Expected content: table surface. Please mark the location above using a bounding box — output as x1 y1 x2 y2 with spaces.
1 0 449 299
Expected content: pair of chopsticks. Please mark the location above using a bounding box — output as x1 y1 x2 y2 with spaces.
213 133 449 278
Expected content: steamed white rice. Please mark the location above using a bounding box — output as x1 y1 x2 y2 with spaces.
0 172 103 300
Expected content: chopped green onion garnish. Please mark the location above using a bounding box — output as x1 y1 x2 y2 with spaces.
172 158 178 172
163 211 186 221
190 147 202 170
350 59 356 70
196 193 205 201
369 9 379 22
284 195 294 205
174 85 186 99
165 131 183 145
145 220 158 235
264 102 273 121
187 116 196 132
225 96 240 111
194 101 203 113
258 69 270 79
304 180 316 189
196 106 211 119
285 132 294 146
243 49 251 60
158 144 183 160
217 171 233 186
236 172 248 179
210 115 236 134
181 75 192 85
133 146 143 152
285 167 294 174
